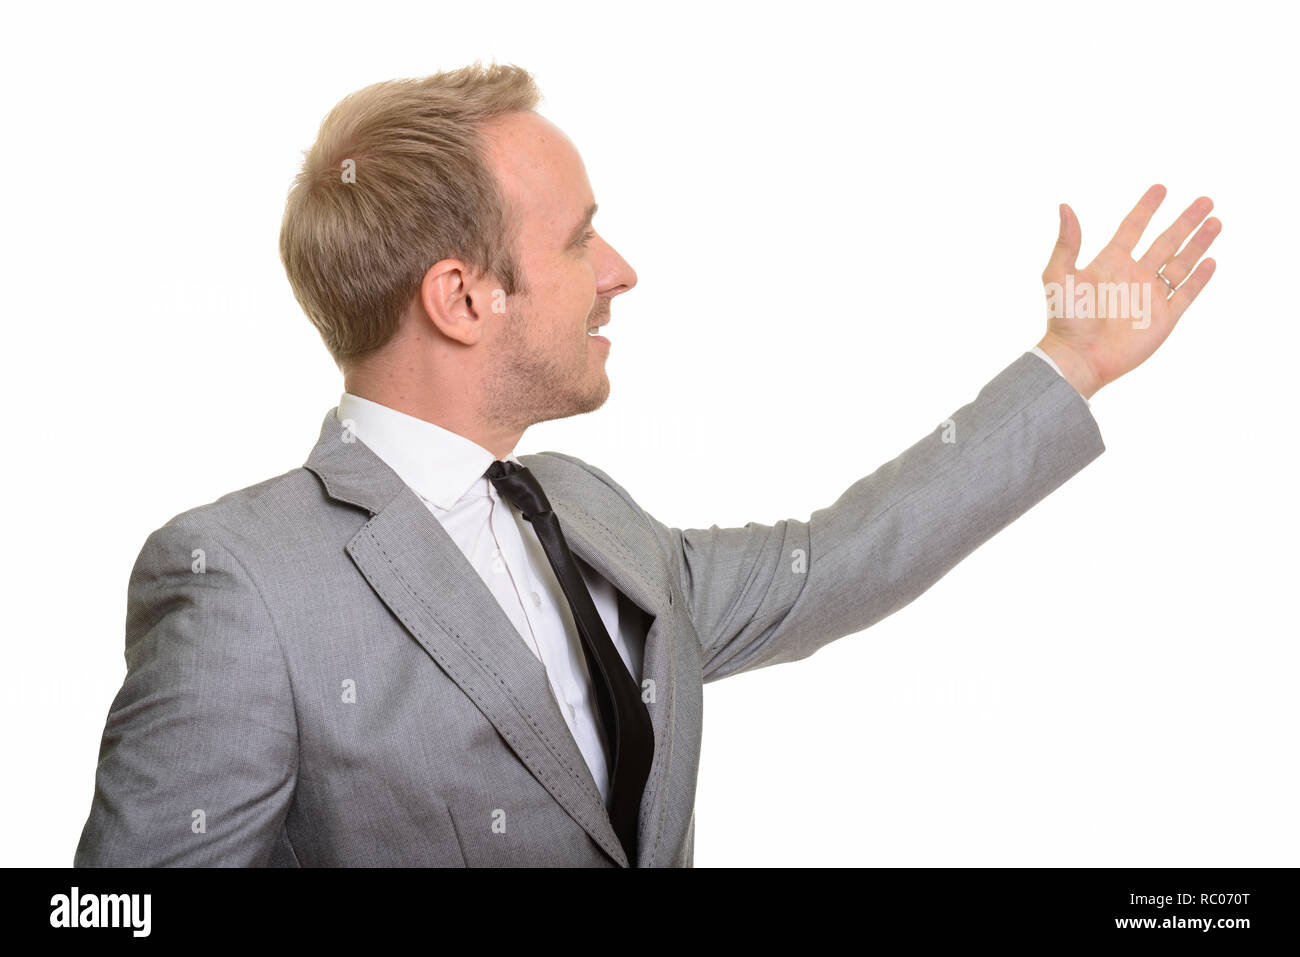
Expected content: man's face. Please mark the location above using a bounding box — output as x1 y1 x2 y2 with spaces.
477 111 637 429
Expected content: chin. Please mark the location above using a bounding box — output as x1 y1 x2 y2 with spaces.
579 376 610 414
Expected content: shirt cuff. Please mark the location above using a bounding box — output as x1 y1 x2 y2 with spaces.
1030 346 1090 407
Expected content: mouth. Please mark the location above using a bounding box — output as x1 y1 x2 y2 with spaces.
586 317 609 337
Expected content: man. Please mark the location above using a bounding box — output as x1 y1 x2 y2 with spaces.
74 62 1218 867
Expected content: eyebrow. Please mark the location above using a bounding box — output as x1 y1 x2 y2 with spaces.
564 203 599 247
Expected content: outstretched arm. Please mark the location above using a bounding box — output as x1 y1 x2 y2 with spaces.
651 351 1104 682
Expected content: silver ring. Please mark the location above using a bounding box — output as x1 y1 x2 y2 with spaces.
1157 270 1177 293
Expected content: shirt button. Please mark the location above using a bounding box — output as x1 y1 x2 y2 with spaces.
567 702 576 718
531 591 542 607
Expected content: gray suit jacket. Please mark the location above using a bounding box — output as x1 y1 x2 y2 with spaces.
74 352 1103 867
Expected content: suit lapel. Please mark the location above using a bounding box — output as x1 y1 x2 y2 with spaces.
303 409 629 866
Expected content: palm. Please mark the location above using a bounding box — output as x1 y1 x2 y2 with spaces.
1041 185 1219 390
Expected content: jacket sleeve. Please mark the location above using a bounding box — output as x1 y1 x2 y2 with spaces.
644 351 1106 682
74 516 298 866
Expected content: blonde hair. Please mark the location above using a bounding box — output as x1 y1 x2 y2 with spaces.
279 61 541 369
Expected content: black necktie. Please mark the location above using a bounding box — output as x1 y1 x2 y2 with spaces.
485 459 654 864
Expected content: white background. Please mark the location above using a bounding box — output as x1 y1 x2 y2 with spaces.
2 0 1295 867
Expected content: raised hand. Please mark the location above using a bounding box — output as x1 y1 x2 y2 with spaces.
1037 184 1219 398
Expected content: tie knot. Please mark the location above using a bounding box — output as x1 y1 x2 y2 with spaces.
485 459 551 520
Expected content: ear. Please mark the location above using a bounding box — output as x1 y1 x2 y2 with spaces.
416 259 493 346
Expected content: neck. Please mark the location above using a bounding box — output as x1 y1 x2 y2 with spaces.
344 362 525 462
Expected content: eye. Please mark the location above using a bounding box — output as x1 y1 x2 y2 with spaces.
574 229 596 248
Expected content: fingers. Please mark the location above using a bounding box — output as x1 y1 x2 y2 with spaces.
1139 196 1215 272
1108 184 1167 254
1156 216 1221 288
1043 203 1081 279
1168 257 1216 323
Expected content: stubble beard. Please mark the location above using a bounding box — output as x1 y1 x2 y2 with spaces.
480 298 609 432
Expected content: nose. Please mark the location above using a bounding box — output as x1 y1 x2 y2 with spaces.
598 237 637 299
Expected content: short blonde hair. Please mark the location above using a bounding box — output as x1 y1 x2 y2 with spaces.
279 61 541 368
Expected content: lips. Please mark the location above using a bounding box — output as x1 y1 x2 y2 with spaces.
586 316 610 346
587 299 610 335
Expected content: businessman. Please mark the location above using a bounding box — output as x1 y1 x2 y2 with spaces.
74 63 1219 867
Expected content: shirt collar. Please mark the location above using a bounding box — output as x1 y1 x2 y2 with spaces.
335 392 521 511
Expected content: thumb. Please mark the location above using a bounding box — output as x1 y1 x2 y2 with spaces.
1042 202 1080 280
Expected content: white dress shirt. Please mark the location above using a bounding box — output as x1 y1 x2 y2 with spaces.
335 393 644 806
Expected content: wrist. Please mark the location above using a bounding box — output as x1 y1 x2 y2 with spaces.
1035 334 1103 399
